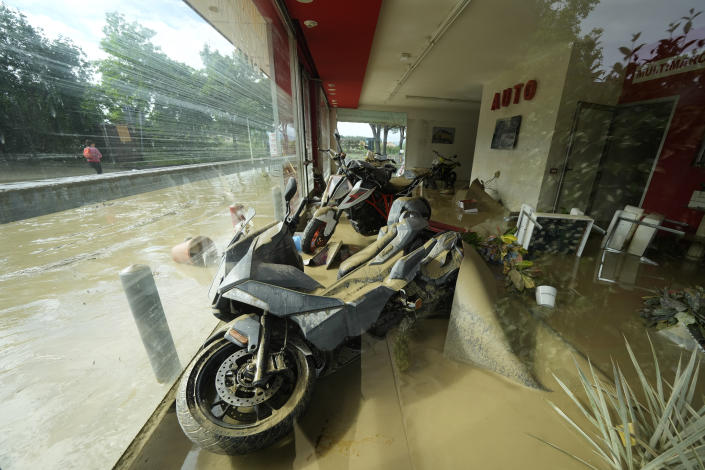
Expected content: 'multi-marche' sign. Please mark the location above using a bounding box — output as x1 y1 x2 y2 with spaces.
633 47 705 84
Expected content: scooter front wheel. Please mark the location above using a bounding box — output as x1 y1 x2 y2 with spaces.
301 219 330 254
176 337 315 454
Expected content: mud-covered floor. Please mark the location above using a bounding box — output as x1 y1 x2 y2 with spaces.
126 195 705 470
128 321 598 470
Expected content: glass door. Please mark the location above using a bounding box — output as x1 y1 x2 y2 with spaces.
587 99 676 223
554 102 615 213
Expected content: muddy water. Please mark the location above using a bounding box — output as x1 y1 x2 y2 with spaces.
0 167 280 469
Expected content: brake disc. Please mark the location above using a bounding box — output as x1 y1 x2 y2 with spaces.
214 349 284 407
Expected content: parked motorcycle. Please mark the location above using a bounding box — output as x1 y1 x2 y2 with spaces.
175 180 463 454
302 134 428 254
426 150 460 190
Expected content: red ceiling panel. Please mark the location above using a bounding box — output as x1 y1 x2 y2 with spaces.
284 0 383 109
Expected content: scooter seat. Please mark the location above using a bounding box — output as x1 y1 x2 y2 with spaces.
337 224 398 278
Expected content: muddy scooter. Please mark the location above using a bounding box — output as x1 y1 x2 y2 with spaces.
176 180 463 454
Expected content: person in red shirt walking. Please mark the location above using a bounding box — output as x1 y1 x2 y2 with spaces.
83 140 103 174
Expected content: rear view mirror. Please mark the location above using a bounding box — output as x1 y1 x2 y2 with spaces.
284 178 297 202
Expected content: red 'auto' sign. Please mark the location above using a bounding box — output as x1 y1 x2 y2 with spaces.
491 80 537 110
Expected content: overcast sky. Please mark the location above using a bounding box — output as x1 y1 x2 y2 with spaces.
580 0 705 72
3 0 234 69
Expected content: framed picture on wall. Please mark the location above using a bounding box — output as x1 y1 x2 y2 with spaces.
432 127 455 144
491 115 522 149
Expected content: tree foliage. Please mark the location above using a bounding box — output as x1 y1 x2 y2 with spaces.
0 4 93 155
0 7 274 165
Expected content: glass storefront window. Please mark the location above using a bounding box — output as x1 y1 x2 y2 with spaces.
3 0 705 469
0 0 303 468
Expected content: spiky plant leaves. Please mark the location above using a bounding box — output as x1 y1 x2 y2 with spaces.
612 365 633 468
543 338 705 469
528 433 600 470
547 400 618 467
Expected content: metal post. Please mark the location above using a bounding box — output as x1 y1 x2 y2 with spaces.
120 264 181 383
272 186 284 221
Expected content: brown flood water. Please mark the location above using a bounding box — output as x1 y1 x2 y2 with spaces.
2 175 704 470
0 167 281 469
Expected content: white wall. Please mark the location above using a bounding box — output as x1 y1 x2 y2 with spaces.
404 107 479 180
357 105 480 180
471 44 573 211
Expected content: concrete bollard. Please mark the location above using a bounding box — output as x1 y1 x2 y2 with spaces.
272 186 285 221
120 264 181 383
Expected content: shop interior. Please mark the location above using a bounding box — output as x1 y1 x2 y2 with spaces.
2 0 705 469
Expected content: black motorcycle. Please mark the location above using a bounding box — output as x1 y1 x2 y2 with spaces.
426 150 460 190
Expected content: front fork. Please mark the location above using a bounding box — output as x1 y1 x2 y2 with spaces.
225 312 302 385
253 313 270 386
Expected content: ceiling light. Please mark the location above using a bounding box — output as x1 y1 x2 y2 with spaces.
208 5 218 12
329 92 336 95
297 0 314 3
400 52 411 63
327 83 335 88
303 20 318 28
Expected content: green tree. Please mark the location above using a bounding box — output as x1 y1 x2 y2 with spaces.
198 45 273 159
97 12 274 164
0 4 94 157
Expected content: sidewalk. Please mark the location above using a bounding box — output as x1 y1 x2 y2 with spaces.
0 159 285 223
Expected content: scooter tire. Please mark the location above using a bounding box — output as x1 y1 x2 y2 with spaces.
176 338 316 455
301 218 329 254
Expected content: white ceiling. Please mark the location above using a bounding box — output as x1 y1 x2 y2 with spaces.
359 0 705 110
359 0 545 110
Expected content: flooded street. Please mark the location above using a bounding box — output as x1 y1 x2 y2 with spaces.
2 172 705 470
0 168 280 469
